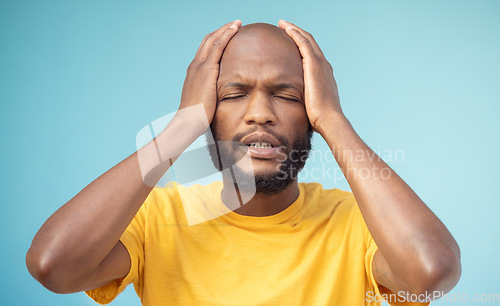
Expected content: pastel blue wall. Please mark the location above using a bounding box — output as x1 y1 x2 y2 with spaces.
1 0 498 305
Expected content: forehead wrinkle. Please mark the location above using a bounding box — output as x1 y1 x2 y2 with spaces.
218 79 302 92
218 61 304 90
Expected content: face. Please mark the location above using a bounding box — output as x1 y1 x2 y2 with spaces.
208 24 312 195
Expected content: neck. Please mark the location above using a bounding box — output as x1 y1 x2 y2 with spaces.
221 176 300 217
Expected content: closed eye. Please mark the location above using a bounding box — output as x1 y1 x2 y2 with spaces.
220 95 247 101
274 96 300 102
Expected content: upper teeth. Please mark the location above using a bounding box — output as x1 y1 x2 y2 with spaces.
248 142 273 149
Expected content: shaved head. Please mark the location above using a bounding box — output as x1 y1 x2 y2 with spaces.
218 23 303 93
231 22 299 51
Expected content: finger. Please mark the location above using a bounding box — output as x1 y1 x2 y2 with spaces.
279 19 325 58
204 23 240 63
279 20 319 48
281 25 317 60
195 20 242 59
195 20 240 59
196 20 242 60
194 35 210 59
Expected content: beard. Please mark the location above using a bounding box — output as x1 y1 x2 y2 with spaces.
206 124 313 196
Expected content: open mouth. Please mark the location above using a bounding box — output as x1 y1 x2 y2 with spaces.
240 142 281 159
245 142 275 149
238 132 283 159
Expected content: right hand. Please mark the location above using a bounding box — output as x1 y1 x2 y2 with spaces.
179 20 242 125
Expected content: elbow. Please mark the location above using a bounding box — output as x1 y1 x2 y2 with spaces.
407 248 462 300
26 246 76 294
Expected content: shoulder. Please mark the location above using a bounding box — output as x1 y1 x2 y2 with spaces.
299 182 360 220
145 181 222 207
300 182 356 207
141 181 223 225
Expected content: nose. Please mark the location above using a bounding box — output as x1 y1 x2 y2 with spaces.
243 92 277 126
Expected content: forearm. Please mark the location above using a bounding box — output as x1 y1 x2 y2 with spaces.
26 113 205 288
27 19 241 293
318 113 460 291
278 19 460 295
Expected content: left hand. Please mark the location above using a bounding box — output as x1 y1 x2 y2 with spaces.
279 20 344 133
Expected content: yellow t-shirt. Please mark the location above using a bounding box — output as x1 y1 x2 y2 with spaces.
86 182 428 305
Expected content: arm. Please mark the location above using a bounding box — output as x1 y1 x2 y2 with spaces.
26 20 242 294
319 114 461 296
279 20 461 298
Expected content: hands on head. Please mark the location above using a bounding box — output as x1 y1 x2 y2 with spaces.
278 20 344 134
179 20 242 128
179 19 345 136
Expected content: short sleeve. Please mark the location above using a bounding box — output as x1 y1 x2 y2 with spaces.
85 203 146 304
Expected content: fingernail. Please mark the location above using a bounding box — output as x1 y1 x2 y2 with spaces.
230 24 238 30
286 26 293 31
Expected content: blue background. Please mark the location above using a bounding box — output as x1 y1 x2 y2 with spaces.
1 0 499 305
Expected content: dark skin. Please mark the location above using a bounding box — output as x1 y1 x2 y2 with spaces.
276 20 461 297
216 24 308 216
26 20 461 301
213 22 461 298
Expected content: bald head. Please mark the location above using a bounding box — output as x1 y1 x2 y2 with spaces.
221 23 301 65
234 23 297 48
218 22 304 96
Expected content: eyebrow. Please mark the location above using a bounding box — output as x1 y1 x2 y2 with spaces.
222 82 249 89
221 82 300 91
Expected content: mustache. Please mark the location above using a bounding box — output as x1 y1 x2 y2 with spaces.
231 126 290 148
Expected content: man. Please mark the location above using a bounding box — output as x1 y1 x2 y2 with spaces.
26 20 461 305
